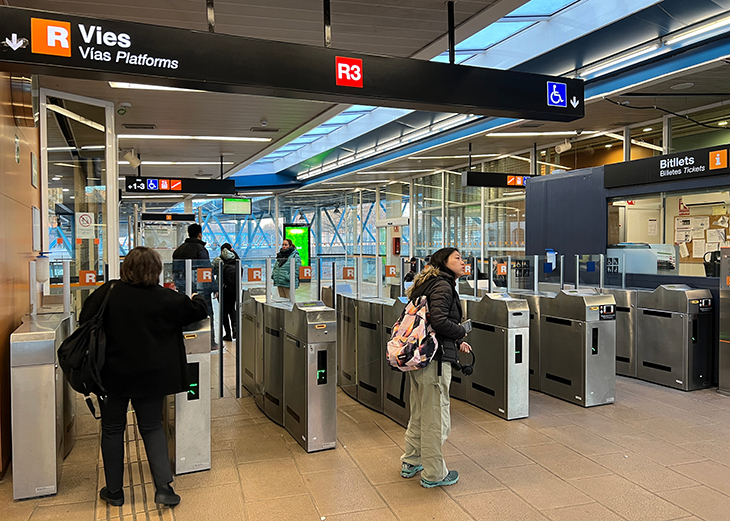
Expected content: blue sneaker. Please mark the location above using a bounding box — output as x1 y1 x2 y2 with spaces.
401 462 424 478
421 470 459 488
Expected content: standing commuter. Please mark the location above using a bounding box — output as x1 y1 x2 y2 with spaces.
172 223 212 299
272 238 301 299
400 247 472 488
79 247 209 507
404 257 418 283
220 247 239 341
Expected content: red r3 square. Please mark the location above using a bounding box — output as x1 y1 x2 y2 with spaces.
335 56 363 88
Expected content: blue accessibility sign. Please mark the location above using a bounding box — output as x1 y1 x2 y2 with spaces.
147 179 158 190
547 82 567 108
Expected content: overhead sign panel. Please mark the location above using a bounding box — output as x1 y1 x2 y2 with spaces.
125 176 235 194
462 172 530 188
604 145 730 188
0 7 584 122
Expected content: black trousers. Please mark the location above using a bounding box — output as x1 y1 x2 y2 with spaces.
221 292 237 339
100 395 173 492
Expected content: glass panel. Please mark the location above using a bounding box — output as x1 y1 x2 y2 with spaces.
509 0 578 17
414 172 443 257
455 22 534 51
576 254 603 288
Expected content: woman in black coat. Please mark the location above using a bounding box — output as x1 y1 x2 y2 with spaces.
400 247 472 489
79 247 208 508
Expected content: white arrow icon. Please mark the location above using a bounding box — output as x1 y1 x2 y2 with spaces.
4 34 27 50
570 96 580 108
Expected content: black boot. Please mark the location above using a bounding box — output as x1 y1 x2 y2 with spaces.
99 486 125 506
155 483 181 507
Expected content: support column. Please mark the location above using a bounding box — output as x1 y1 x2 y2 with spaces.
662 115 672 155
623 126 631 162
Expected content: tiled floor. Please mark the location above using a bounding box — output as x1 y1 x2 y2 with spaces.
2 347 730 521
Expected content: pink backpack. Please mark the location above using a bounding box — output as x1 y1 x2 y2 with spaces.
386 296 439 371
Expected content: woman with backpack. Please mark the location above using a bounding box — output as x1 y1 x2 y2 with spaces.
400 247 471 488
272 238 301 299
79 247 208 508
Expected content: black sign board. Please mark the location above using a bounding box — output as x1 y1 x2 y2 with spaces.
605 145 730 188
125 176 235 194
462 171 530 188
0 7 584 121
140 212 195 222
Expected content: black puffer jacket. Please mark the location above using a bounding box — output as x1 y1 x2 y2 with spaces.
172 238 210 262
409 267 465 364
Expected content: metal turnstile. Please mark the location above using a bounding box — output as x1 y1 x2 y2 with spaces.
337 293 358 400
601 288 638 377
356 297 394 412
449 296 478 400
540 289 617 407
283 301 337 452
466 293 530 420
261 301 291 424
241 289 265 398
382 297 410 427
509 290 548 391
719 248 730 394
10 312 73 499
636 285 712 391
165 319 212 474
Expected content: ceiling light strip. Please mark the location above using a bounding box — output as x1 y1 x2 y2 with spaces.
118 134 271 142
47 104 105 132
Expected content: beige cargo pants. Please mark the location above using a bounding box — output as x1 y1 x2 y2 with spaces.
401 361 452 482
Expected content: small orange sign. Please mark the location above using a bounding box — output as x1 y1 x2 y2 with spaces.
197 268 212 283
385 265 397 277
79 270 96 286
710 150 728 170
248 268 262 282
299 266 312 280
31 18 71 57
343 267 355 280
464 264 472 275
496 263 507 276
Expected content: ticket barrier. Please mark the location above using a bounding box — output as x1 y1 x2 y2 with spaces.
465 293 530 420
540 289 617 407
261 300 292 424
382 297 410 427
636 285 712 391
600 288 638 378
10 311 74 499
356 297 395 412
337 293 358 400
283 302 337 452
508 290 549 391
241 289 265 398
165 319 211 474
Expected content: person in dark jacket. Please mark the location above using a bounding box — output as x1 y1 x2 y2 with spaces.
172 223 211 294
400 247 471 488
80 247 208 508
219 247 238 341
404 257 418 283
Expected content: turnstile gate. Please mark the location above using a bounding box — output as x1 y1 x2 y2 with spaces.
10 311 74 499
450 296 479 400
636 285 712 391
601 288 638 378
540 289 617 407
382 297 410 427
165 319 211 475
241 289 264 398
283 301 337 452
356 297 394 412
337 293 358 400
465 293 530 420
509 290 548 391
261 301 291 424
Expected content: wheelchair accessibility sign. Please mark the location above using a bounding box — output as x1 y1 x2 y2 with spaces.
547 82 567 108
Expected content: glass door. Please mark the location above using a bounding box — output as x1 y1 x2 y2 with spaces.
40 89 118 307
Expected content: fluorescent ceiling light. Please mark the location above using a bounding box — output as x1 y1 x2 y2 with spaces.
118 161 235 166
665 14 730 46
62 188 69 192
580 44 659 77
51 176 61 181
361 169 434 174
47 145 105 152
409 153 499 159
118 134 271 142
485 131 596 137
719 121 728 126
643 127 653 132
325 180 393 185
605 132 663 152
47 104 105 132
109 81 204 93
53 163 76 168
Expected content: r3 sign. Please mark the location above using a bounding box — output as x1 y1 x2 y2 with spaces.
335 56 363 88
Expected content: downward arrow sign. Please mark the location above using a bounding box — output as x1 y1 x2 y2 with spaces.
5 33 26 50
570 96 580 109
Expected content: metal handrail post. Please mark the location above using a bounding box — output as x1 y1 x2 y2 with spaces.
559 255 565 290
376 259 383 299
185 259 192 297
265 258 272 304
235 259 242 398
289 256 296 304
506 255 512 293
218 257 224 398
599 254 605 289
473 256 478 297
575 254 580 290
533 255 539 293
488 256 494 293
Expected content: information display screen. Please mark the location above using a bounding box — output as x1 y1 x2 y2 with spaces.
222 197 252 215
284 224 311 267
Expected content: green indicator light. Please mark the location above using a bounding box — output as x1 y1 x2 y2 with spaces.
317 370 326 378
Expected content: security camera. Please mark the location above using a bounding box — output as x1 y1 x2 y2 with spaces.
123 149 142 169
575 129 583 136
555 140 572 154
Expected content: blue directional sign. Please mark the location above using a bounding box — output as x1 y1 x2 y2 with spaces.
547 82 567 108
147 178 158 190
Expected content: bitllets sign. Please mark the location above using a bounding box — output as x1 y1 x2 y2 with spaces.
0 6 585 122
604 145 730 188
